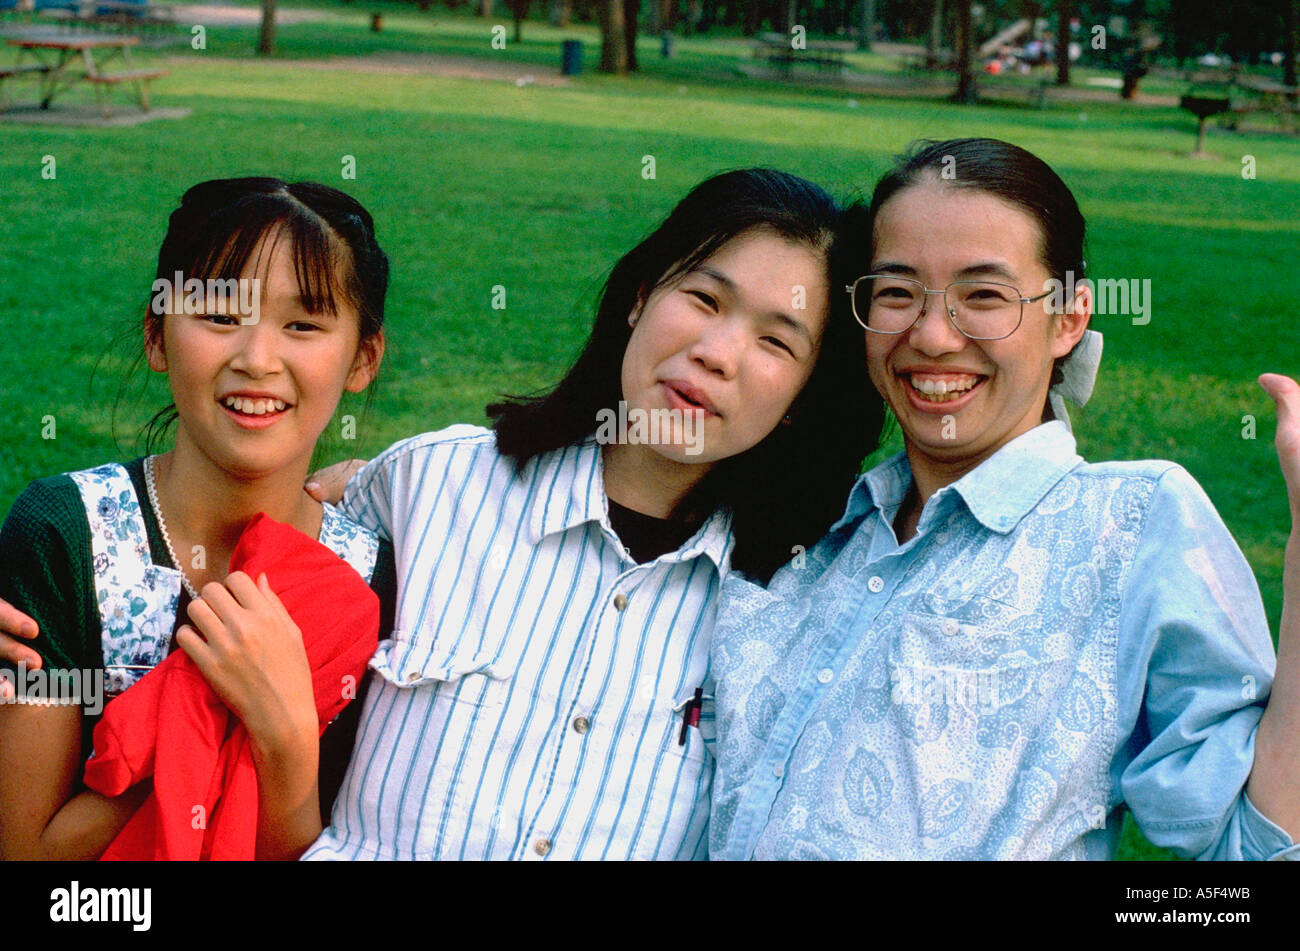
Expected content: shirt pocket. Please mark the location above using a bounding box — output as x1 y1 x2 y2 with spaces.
361 629 515 858
885 607 1072 744
370 628 512 707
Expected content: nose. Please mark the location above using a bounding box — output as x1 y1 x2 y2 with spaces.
906 293 968 357
688 316 742 378
228 321 284 378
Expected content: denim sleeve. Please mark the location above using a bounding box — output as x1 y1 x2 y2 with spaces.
1116 466 1295 860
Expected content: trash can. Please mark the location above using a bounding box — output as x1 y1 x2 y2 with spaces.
561 39 582 76
661 33 675 58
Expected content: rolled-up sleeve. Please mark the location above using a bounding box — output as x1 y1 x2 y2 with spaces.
1116 466 1296 859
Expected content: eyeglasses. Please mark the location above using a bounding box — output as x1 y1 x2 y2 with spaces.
844 275 1055 341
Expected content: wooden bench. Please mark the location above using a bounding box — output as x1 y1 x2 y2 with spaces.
0 61 51 108
85 66 165 114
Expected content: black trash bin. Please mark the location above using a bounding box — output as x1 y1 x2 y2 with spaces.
561 39 583 76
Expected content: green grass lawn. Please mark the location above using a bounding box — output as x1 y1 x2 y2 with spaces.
1 2 1297 861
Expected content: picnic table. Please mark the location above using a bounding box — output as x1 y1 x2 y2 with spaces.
1225 77 1299 132
3 34 166 115
752 31 855 75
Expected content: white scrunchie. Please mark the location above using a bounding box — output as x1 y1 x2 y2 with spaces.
1048 329 1103 431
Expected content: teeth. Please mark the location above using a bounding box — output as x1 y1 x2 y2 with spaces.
222 396 287 415
909 374 980 401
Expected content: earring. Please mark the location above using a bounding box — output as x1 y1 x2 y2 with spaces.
629 315 639 327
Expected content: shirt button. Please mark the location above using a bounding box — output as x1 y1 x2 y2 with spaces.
613 593 628 611
572 715 590 734
816 668 834 685
405 671 421 683
772 763 784 778
867 575 884 593
533 838 552 857
942 618 960 637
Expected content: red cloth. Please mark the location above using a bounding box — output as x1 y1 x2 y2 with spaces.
83 513 379 861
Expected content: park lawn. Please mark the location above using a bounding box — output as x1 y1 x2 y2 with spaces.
1 3 1297 861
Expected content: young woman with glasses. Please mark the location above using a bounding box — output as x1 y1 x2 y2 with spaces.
707 138 1300 860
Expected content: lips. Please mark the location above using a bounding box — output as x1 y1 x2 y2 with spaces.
661 379 720 417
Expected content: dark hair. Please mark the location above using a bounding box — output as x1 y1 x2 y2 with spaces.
139 177 389 451
863 138 1087 385
488 168 883 583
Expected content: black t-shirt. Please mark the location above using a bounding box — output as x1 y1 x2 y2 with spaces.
0 457 397 819
606 498 702 564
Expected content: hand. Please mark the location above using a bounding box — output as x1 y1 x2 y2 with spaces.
1260 373 1300 525
175 572 317 755
304 459 367 505
0 599 41 699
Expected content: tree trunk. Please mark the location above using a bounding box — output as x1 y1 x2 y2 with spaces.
952 0 976 102
926 0 943 69
478 0 492 16
785 0 796 32
742 0 761 35
553 0 572 26
1284 0 1297 95
258 0 276 54
624 0 640 70
858 0 874 50
598 0 628 72
1055 0 1071 85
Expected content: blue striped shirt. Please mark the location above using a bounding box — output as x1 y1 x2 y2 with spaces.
303 425 731 860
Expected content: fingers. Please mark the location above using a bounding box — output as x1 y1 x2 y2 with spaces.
174 623 213 670
303 459 368 506
1260 374 1300 427
1259 373 1300 521
0 633 43 670
222 571 264 610
0 598 39 641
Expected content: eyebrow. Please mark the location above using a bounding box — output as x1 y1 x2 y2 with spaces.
694 266 815 347
870 261 1022 283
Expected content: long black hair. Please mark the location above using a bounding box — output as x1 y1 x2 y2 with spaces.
489 168 884 582
138 177 389 452
860 138 1088 384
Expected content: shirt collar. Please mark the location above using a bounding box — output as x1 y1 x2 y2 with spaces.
527 438 733 573
949 421 1083 534
829 450 912 533
832 421 1083 537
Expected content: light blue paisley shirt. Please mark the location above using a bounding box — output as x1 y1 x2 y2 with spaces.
709 421 1298 860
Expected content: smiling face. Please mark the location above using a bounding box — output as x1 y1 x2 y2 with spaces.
146 230 382 481
618 226 829 467
865 178 1089 480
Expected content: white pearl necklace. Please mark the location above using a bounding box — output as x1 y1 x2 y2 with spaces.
144 455 201 601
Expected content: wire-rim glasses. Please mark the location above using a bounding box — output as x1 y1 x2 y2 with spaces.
844 274 1056 341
